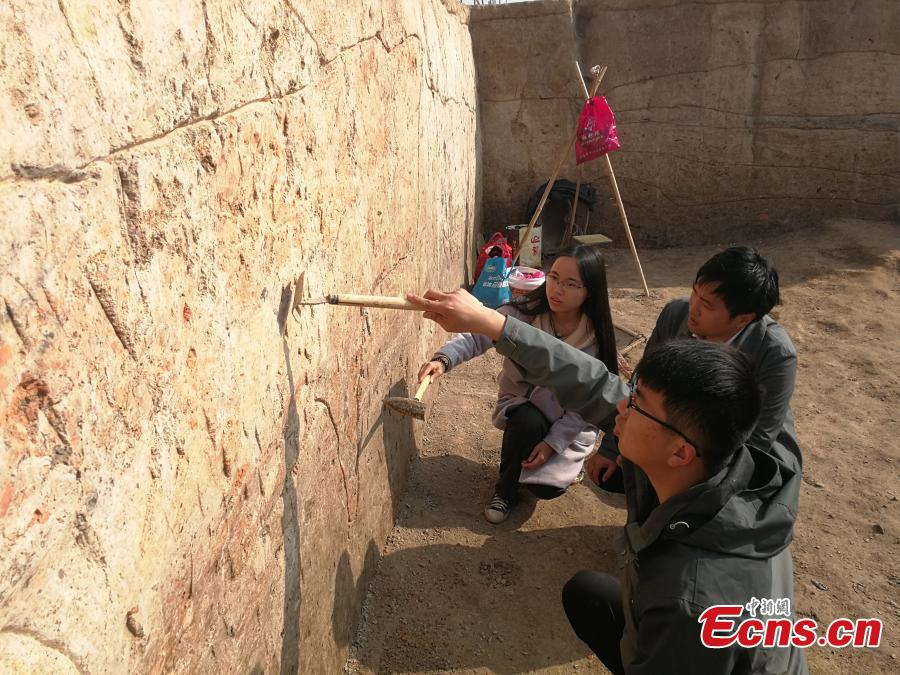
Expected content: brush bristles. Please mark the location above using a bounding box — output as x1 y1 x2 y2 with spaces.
384 398 426 420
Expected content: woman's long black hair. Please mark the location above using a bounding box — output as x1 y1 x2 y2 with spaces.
510 244 619 375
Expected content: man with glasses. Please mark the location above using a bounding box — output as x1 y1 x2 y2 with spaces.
587 245 798 492
407 288 806 674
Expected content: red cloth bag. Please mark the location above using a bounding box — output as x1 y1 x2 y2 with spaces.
575 96 620 164
474 232 513 283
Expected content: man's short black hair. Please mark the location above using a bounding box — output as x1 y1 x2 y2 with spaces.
695 246 780 320
637 340 761 474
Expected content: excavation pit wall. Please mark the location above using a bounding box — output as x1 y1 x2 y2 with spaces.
471 0 899 245
0 1 477 672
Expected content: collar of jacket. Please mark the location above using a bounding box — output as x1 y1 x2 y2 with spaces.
675 312 773 355
622 459 731 555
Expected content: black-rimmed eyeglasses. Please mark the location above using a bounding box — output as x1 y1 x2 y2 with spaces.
626 383 702 455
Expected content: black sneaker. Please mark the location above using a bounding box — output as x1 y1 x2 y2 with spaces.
484 494 512 524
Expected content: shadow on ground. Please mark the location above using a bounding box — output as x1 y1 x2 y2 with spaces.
353 524 620 673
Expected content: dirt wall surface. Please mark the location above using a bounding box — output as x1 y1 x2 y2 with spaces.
471 0 900 245
0 1 477 672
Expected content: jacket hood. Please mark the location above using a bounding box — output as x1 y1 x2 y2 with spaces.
625 440 802 559
665 442 801 558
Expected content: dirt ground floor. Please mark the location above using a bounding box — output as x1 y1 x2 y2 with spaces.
346 219 899 674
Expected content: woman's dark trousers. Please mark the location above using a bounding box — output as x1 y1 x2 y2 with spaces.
496 402 567 502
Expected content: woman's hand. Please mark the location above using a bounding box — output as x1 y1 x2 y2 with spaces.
521 441 554 470
417 360 446 383
406 289 506 339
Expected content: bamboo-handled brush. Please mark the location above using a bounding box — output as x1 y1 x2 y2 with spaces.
298 294 419 310
383 377 431 420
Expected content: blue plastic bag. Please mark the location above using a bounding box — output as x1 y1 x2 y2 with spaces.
472 256 512 309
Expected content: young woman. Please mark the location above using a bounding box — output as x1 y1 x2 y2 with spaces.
418 245 620 523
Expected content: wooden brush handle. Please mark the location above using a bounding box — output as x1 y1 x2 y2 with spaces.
413 377 431 401
330 294 419 310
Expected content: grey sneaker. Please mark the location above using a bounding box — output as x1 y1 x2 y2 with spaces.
484 494 512 524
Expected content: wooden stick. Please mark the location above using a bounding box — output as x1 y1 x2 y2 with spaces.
562 166 582 247
413 377 431 401
328 294 420 310
574 62 650 297
575 61 591 99
511 66 607 266
511 139 576 266
603 155 650 296
614 322 642 339
620 335 647 356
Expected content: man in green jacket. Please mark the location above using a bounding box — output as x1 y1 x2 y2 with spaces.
589 245 798 491
407 288 807 674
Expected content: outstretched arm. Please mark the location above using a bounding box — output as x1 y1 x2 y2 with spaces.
407 288 506 339
494 317 628 428
408 289 628 428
